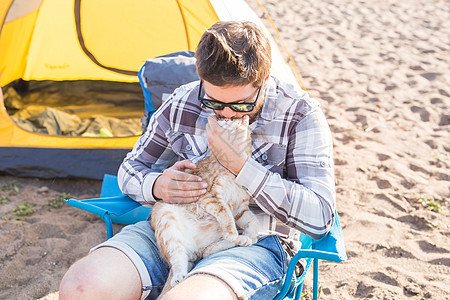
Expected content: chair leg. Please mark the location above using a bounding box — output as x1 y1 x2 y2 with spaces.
313 258 319 300
103 213 114 239
294 281 304 300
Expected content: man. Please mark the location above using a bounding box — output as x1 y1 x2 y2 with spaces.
60 21 335 300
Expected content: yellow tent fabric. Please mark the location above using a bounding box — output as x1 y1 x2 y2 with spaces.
0 0 219 150
0 0 218 85
0 0 300 179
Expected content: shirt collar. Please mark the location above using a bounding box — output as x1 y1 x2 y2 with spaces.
254 75 317 129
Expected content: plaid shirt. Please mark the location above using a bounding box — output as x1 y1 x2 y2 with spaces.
118 76 335 240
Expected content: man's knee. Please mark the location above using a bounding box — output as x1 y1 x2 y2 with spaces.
59 255 106 299
59 247 142 300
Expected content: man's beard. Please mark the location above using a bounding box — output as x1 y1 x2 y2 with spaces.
215 104 263 124
248 103 263 124
248 87 266 124
216 96 265 124
214 88 266 124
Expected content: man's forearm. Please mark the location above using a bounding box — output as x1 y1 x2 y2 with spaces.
235 157 335 239
118 159 163 205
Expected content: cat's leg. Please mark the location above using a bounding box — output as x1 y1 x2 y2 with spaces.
200 197 239 241
235 208 259 244
200 198 238 237
201 239 236 257
151 206 195 288
158 258 192 299
167 250 191 287
199 198 251 246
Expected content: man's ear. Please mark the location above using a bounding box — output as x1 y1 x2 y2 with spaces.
262 74 270 89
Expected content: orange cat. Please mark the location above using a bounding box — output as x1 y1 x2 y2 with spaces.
150 118 259 291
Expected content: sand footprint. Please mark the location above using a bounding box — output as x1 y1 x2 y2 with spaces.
0 222 26 259
428 262 450 275
428 258 450 269
408 162 430 176
417 240 449 254
396 215 433 231
375 193 408 212
369 271 400 287
438 89 449 97
384 246 416 259
420 72 441 81
410 105 430 122
30 222 67 239
371 177 392 189
438 113 449 126
354 281 375 298
377 153 390 161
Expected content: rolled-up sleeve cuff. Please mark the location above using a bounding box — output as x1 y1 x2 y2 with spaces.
142 172 162 204
235 157 270 198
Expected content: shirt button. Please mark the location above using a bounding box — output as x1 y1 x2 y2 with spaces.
185 145 192 151
262 154 268 161
320 161 326 167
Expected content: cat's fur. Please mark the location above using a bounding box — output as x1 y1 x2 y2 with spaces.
150 118 259 292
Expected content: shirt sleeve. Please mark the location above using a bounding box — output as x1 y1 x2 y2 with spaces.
235 108 336 239
117 98 176 205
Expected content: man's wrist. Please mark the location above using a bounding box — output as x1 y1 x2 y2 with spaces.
230 156 247 175
235 157 270 197
152 174 162 201
142 172 163 203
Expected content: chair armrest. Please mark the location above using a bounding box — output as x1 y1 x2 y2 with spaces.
291 249 346 262
65 198 110 218
311 212 347 260
65 195 141 216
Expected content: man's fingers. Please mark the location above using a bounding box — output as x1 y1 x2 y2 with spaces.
174 170 204 183
173 159 197 171
163 168 203 182
207 115 218 123
157 179 206 202
167 186 207 197
168 179 207 191
166 196 201 204
163 186 207 204
207 116 221 133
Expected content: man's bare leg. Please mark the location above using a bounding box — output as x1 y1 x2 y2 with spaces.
160 274 238 300
59 247 142 300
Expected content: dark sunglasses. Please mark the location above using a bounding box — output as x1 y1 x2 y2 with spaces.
197 81 262 113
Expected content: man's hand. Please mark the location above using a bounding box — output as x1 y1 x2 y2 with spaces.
206 115 250 175
153 160 207 203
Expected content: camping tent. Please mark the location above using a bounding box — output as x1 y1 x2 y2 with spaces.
0 0 300 179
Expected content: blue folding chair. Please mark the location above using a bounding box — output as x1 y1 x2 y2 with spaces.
66 174 347 300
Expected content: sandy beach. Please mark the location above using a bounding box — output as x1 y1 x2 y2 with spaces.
1 0 449 299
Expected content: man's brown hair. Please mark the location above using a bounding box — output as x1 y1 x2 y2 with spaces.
195 21 272 87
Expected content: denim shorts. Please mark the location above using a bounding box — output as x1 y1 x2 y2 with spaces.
91 220 294 299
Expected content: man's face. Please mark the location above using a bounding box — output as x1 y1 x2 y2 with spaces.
201 80 266 124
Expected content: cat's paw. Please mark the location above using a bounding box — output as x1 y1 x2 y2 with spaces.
242 230 258 243
170 273 186 287
223 230 240 242
243 222 259 242
248 235 258 244
234 235 253 247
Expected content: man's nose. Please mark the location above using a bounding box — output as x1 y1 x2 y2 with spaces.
220 107 236 118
